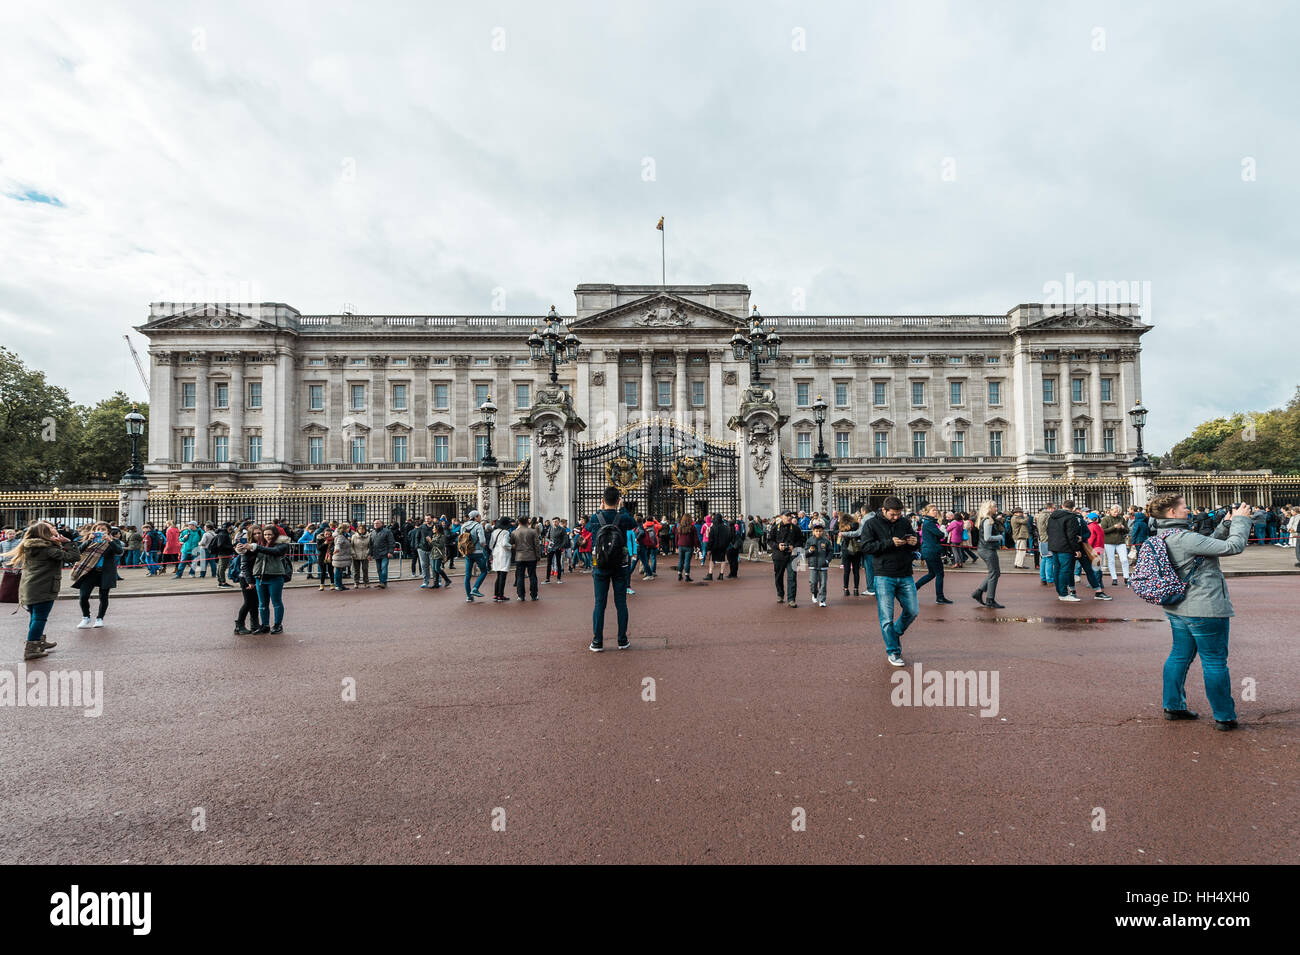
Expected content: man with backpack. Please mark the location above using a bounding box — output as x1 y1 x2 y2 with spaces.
544 517 568 583
636 519 660 580
458 510 489 602
1047 499 1110 602
586 485 638 651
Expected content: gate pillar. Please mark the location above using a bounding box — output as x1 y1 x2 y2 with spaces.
477 465 500 522
522 383 586 521
729 386 786 521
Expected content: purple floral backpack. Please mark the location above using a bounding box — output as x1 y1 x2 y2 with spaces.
1129 529 1204 606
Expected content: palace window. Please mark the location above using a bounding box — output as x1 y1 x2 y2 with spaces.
214 435 229 463
350 357 365 366
247 435 261 463
1044 428 1058 454
835 432 850 457
834 382 849 406
474 383 490 406
182 382 196 409
911 431 927 457
874 432 888 457
987 381 1001 405
833 356 849 365
351 436 366 463
873 382 887 406
796 382 810 407
475 434 489 461
433 383 449 410
796 433 811 458
515 383 530 410
1072 378 1085 403
624 380 638 408
181 435 194 463
392 435 408 463
248 381 262 409
308 385 324 411
949 381 963 405
392 358 407 366
515 434 530 461
691 380 706 407
986 356 1000 363
910 356 924 364
214 383 228 409
308 357 324 366
911 382 925 407
657 380 671 407
1043 378 1056 404
989 430 1003 456
948 356 963 364
872 355 887 364
433 435 449 463
1101 378 1113 402
308 437 324 465
392 383 408 410
475 357 489 366
795 356 810 365
951 431 965 456
350 384 365 410
1073 428 1088 454
1103 428 1115 453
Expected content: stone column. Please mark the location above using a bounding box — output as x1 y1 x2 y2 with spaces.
640 348 653 426
277 350 295 469
729 387 785 522
708 349 724 436
412 356 430 461
118 478 149 529
674 347 688 429
1128 464 1155 510
477 465 501 522
148 351 174 467
810 462 836 517
229 355 245 464
453 355 470 459
602 348 620 441
1089 352 1103 453
193 352 211 460
574 349 592 440
524 384 587 521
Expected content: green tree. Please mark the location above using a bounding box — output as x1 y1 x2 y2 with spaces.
1165 388 1300 472
0 346 77 486
61 393 150 484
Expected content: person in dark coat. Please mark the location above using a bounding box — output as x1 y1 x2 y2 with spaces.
73 522 125 629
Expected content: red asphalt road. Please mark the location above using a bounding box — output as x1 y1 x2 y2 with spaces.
2 564 1296 864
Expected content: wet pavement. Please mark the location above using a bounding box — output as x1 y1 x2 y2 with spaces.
2 567 1296 864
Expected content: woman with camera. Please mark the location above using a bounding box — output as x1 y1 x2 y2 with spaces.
1148 493 1252 731
74 522 125 629
237 525 292 634
9 521 83 660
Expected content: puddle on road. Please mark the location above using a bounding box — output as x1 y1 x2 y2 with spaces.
985 616 1164 625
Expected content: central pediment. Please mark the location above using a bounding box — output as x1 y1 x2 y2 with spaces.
570 292 747 332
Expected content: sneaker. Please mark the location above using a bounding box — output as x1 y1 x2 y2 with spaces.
936 597 954 604
588 640 604 652
92 619 105 628
466 596 474 603
986 600 1006 609
886 652 905 668
1213 719 1238 731
819 600 827 608
1163 708 1199 720
270 625 283 634
1059 594 1082 602
777 596 786 603
233 625 252 635
684 576 692 582
864 590 875 596
1094 592 1113 601
77 617 92 629
626 588 636 595
254 626 271 635
617 637 630 650
471 590 485 598
420 584 428 589
787 600 797 608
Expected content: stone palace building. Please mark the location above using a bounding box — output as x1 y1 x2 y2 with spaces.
138 283 1151 517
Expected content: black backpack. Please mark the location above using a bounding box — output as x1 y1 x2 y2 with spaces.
591 511 626 570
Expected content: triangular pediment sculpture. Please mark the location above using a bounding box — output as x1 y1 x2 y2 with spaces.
569 292 746 331
1031 306 1139 330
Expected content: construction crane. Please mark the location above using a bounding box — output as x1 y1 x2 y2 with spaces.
124 334 149 391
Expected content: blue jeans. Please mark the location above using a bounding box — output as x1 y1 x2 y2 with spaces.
640 548 657 576
27 600 54 642
465 553 488 597
1051 552 1078 596
863 555 876 592
143 550 160 575
255 576 285 628
916 556 946 599
333 565 348 589
874 575 918 655
1038 541 1055 583
591 568 629 643
374 555 390 585
1163 614 1236 721
677 547 693 576
418 550 432 584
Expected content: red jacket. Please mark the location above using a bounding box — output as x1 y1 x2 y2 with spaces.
1087 521 1104 551
675 523 698 548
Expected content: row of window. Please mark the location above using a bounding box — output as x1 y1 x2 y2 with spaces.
623 379 707 409
795 380 1004 409
1044 428 1116 454
1043 377 1116 404
180 382 263 410
180 434 534 465
789 426 1118 459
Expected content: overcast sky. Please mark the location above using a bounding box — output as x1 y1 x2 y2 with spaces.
3 0 1296 452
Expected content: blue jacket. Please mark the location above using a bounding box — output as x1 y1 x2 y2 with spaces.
919 516 945 559
1130 513 1150 547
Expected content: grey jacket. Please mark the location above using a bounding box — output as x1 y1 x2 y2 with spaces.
1154 515 1250 618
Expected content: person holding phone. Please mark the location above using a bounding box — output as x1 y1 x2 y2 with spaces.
858 496 920 667
73 522 125 629
10 521 83 659
237 525 291 634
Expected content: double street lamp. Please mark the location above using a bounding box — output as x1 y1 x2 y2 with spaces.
528 306 581 384
1128 399 1150 468
729 306 781 387
478 395 498 468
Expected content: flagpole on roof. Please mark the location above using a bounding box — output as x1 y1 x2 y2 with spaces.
657 216 665 286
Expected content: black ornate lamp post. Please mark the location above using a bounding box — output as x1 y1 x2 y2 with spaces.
528 305 581 385
811 394 830 467
1128 399 1150 467
729 306 781 387
479 395 498 468
123 408 146 481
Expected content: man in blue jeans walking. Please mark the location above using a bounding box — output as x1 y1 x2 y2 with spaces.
370 520 396 588
859 496 919 667
460 510 489 602
586 486 638 651
1046 500 1110 602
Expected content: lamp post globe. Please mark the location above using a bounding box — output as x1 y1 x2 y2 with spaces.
1128 399 1150 467
123 408 146 480
811 395 830 466
479 395 498 468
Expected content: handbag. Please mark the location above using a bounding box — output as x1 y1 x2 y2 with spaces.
0 568 20 604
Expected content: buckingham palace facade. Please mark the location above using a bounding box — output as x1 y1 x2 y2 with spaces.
138 283 1150 495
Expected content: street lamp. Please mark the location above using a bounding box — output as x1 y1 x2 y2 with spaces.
729 306 781 388
123 408 146 481
528 305 581 385
1128 399 1150 467
479 395 498 468
811 394 830 466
